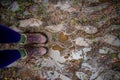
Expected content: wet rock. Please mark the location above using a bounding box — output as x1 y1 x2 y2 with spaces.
76 26 98 34
83 48 92 53
83 26 98 34
75 37 89 47
41 58 58 69
54 1 70 9
83 48 92 61
41 57 64 71
46 24 65 33
59 32 69 42
76 72 88 80
99 47 115 54
9 1 19 12
69 48 91 60
19 18 43 27
54 1 75 12
71 50 83 60
50 49 66 63
54 1 76 12
82 63 96 72
102 34 120 47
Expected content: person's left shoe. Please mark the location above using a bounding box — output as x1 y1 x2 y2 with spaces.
19 33 48 44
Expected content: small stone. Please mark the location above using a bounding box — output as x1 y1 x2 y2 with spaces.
50 50 66 63
75 37 89 47
54 1 75 12
99 49 108 54
59 32 68 42
76 72 88 80
75 26 98 34
19 18 43 27
83 48 91 53
46 24 65 33
103 34 120 47
84 26 98 34
99 47 115 54
71 50 83 60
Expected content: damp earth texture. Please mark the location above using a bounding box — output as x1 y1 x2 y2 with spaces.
0 0 120 80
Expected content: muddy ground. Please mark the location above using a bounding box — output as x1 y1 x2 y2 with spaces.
0 0 120 80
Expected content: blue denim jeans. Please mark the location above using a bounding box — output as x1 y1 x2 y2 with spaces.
0 24 21 68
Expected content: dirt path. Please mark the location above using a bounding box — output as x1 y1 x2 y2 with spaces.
0 0 120 80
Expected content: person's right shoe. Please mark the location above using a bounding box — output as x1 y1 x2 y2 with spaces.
26 46 48 56
19 46 48 58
